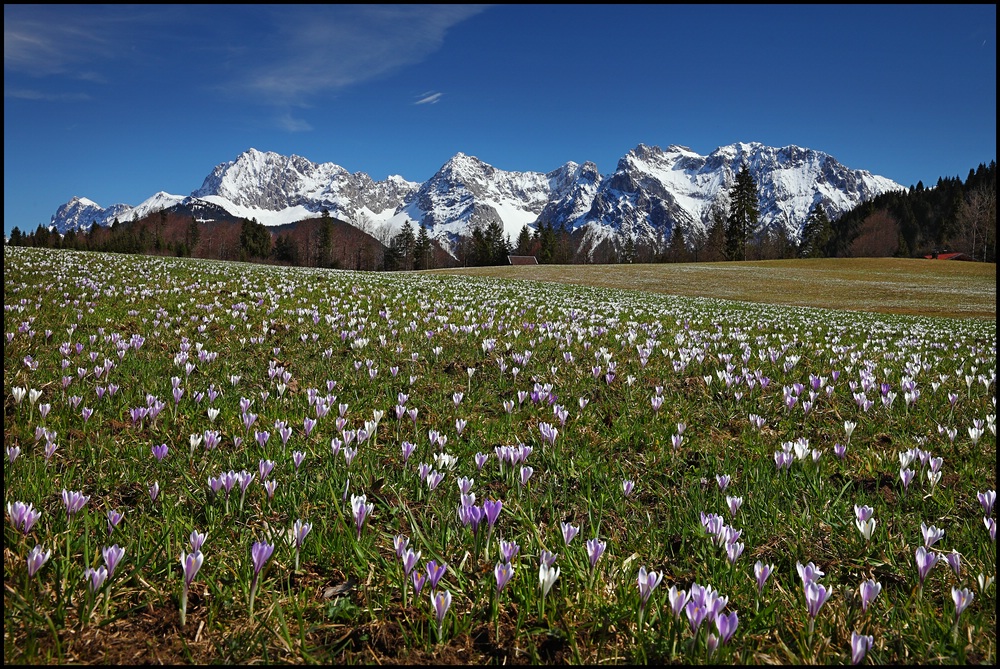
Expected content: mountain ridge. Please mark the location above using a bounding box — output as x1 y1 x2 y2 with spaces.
48 143 904 256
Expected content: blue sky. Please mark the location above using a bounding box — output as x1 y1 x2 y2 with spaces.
4 4 996 236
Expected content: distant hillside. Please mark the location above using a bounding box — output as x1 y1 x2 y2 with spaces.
829 160 995 262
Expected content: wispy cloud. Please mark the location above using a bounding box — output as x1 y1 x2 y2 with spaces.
3 6 169 99
414 91 443 105
231 6 487 104
4 87 91 102
278 113 314 132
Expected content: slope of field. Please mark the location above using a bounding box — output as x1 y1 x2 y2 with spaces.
431 258 996 320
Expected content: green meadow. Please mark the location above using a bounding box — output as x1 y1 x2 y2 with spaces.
4 247 996 664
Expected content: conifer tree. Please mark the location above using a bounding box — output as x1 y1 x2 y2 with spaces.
317 209 333 267
186 216 201 255
725 163 760 261
413 224 432 270
703 203 728 262
392 220 416 269
799 202 832 258
667 224 688 262
516 225 532 255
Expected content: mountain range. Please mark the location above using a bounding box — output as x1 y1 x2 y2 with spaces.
49 143 903 257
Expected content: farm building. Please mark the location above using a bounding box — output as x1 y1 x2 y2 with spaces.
923 252 975 261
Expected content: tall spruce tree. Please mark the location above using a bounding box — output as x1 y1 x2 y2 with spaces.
725 163 760 261
317 209 333 267
799 202 832 258
392 220 416 269
413 224 432 270
516 225 532 255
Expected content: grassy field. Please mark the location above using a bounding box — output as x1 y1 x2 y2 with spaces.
431 258 997 320
3 247 996 665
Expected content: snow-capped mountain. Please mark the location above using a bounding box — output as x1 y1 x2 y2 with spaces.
50 197 133 232
49 143 903 256
395 153 597 244
191 148 420 229
571 143 902 255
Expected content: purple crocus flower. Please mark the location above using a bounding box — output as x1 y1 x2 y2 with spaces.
393 534 409 558
149 481 160 502
401 441 416 463
403 548 421 576
343 446 358 468
858 578 881 612
474 499 499 532
152 444 169 461
668 585 688 617
292 519 312 549
431 589 452 639
457 502 483 532
586 538 606 570
411 570 426 596
539 550 558 568
474 452 489 471
61 489 89 517
561 522 580 545
715 610 738 644
945 550 961 578
189 530 207 553
500 540 520 564
978 490 996 516
622 479 636 498
102 544 125 578
920 522 945 547
181 550 204 588
426 560 447 591
637 566 663 607
238 471 255 495
26 544 51 577
83 566 109 593
716 474 731 491
754 561 775 595
797 561 825 586
292 450 306 472
851 632 873 665
350 494 372 540
251 541 274 575
805 582 833 618
427 470 445 491
952 586 974 619
7 501 42 534
106 509 124 535
685 598 707 632
494 561 514 593
519 466 534 487
247 540 274 617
